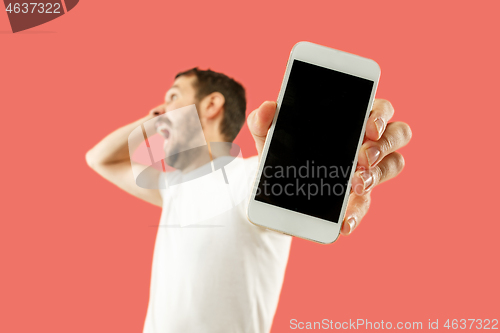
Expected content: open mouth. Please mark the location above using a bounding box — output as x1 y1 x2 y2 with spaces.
155 122 170 139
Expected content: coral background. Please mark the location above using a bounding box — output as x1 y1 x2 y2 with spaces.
1 1 499 332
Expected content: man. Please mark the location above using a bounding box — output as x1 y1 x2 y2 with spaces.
86 68 412 332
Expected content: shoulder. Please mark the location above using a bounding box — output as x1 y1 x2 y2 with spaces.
226 156 258 181
242 155 259 173
243 155 258 165
158 169 182 197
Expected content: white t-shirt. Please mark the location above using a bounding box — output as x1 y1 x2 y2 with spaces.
142 156 292 333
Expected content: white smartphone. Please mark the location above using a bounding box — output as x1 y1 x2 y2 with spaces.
247 41 380 244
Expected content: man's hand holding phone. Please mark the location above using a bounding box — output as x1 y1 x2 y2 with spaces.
247 98 412 237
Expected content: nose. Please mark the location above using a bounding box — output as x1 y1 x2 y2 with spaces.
152 104 167 116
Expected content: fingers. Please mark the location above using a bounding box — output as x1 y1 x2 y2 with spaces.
247 101 277 158
341 99 408 236
351 151 405 196
357 121 412 169
340 192 371 236
343 152 404 235
365 99 395 141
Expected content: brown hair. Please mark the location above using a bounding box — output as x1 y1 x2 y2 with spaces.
175 68 246 142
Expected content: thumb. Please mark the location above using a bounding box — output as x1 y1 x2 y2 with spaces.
247 101 277 159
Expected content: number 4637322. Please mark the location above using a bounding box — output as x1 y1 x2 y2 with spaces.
443 319 498 330
5 3 61 14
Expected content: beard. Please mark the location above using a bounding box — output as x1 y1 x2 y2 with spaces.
164 152 179 168
162 102 208 170
164 145 212 171
163 138 181 169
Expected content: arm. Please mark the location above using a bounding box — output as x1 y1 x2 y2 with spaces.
85 105 166 207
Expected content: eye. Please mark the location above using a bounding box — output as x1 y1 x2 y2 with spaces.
170 93 178 101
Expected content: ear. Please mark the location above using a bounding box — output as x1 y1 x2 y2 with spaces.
199 92 225 120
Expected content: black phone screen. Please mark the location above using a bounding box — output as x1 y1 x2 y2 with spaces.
255 59 374 223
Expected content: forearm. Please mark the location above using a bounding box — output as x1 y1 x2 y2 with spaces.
86 114 154 168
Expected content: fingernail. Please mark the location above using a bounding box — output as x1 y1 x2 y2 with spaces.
374 117 385 139
356 165 365 171
366 147 380 167
347 217 356 235
359 169 373 192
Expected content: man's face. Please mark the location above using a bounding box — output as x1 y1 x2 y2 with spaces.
154 75 204 168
